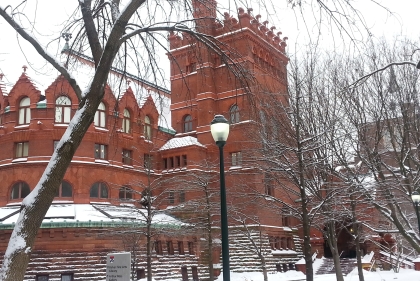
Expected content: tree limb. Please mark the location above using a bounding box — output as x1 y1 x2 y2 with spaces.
0 5 83 99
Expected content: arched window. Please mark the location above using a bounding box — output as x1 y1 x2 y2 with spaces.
90 182 109 198
18 97 31 125
119 186 133 200
229 104 240 124
55 181 73 198
55 96 71 124
122 109 131 133
144 115 152 140
10 182 30 199
94 102 106 128
183 115 193 133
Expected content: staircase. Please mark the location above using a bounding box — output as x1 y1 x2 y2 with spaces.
226 228 303 273
316 258 356 275
0 249 208 281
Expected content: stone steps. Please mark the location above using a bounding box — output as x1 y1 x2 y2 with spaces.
316 258 356 275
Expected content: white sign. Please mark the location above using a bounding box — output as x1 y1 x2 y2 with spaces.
106 252 131 281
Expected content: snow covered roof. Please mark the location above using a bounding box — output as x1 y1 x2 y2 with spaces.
0 204 185 229
62 51 173 130
159 136 206 151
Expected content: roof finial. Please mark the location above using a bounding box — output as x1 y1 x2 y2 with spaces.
22 65 28 73
62 32 72 52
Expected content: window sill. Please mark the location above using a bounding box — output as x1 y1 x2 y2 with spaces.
14 125 29 129
12 158 28 163
54 124 69 127
95 159 109 164
122 165 134 169
94 127 109 132
229 166 242 170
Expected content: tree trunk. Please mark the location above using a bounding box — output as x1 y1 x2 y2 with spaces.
295 88 314 281
326 222 344 281
205 187 215 281
0 2 145 279
350 197 365 281
146 187 153 281
261 256 268 281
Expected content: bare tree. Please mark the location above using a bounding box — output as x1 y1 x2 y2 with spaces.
0 0 392 279
338 38 420 254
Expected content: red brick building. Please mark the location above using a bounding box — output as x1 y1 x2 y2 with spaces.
0 1 302 280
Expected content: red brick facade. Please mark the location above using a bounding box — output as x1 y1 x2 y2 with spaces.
0 1 303 279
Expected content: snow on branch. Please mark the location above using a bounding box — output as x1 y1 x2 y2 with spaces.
348 61 417 89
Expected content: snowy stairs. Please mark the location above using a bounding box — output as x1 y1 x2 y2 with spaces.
316 258 356 275
0 250 206 281
226 229 302 273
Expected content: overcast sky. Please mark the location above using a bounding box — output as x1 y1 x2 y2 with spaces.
0 0 419 92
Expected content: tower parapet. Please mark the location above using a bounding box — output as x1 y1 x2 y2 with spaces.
169 5 288 55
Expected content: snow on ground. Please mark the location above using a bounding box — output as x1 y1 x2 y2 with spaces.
211 268 420 281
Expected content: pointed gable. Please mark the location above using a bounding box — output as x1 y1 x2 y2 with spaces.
45 75 79 108
7 71 42 111
117 86 140 118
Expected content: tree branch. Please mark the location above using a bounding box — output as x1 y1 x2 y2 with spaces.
348 61 417 89
0 5 83 99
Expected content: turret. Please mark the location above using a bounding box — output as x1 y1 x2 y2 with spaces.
192 0 217 35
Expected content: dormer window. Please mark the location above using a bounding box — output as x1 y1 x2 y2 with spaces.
94 102 106 128
144 115 152 140
55 96 71 124
18 97 31 125
122 109 131 133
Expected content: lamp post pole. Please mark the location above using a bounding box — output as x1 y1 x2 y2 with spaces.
210 115 230 281
412 191 420 234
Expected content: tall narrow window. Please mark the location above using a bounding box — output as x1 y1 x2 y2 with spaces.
182 155 187 166
10 182 30 199
55 181 73 198
265 185 274 196
229 104 240 124
18 97 31 125
15 142 29 158
178 241 185 255
231 151 242 166
155 240 163 255
90 182 108 198
167 241 174 255
94 144 107 159
144 115 152 140
179 190 185 203
188 241 195 255
119 186 133 200
55 96 71 124
122 149 132 165
183 115 193 133
94 102 106 128
168 190 175 204
122 108 131 133
36 275 49 281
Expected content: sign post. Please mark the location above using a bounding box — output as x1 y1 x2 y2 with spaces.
106 252 131 281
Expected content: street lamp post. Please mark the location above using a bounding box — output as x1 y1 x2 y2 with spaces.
210 115 230 281
412 191 420 234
